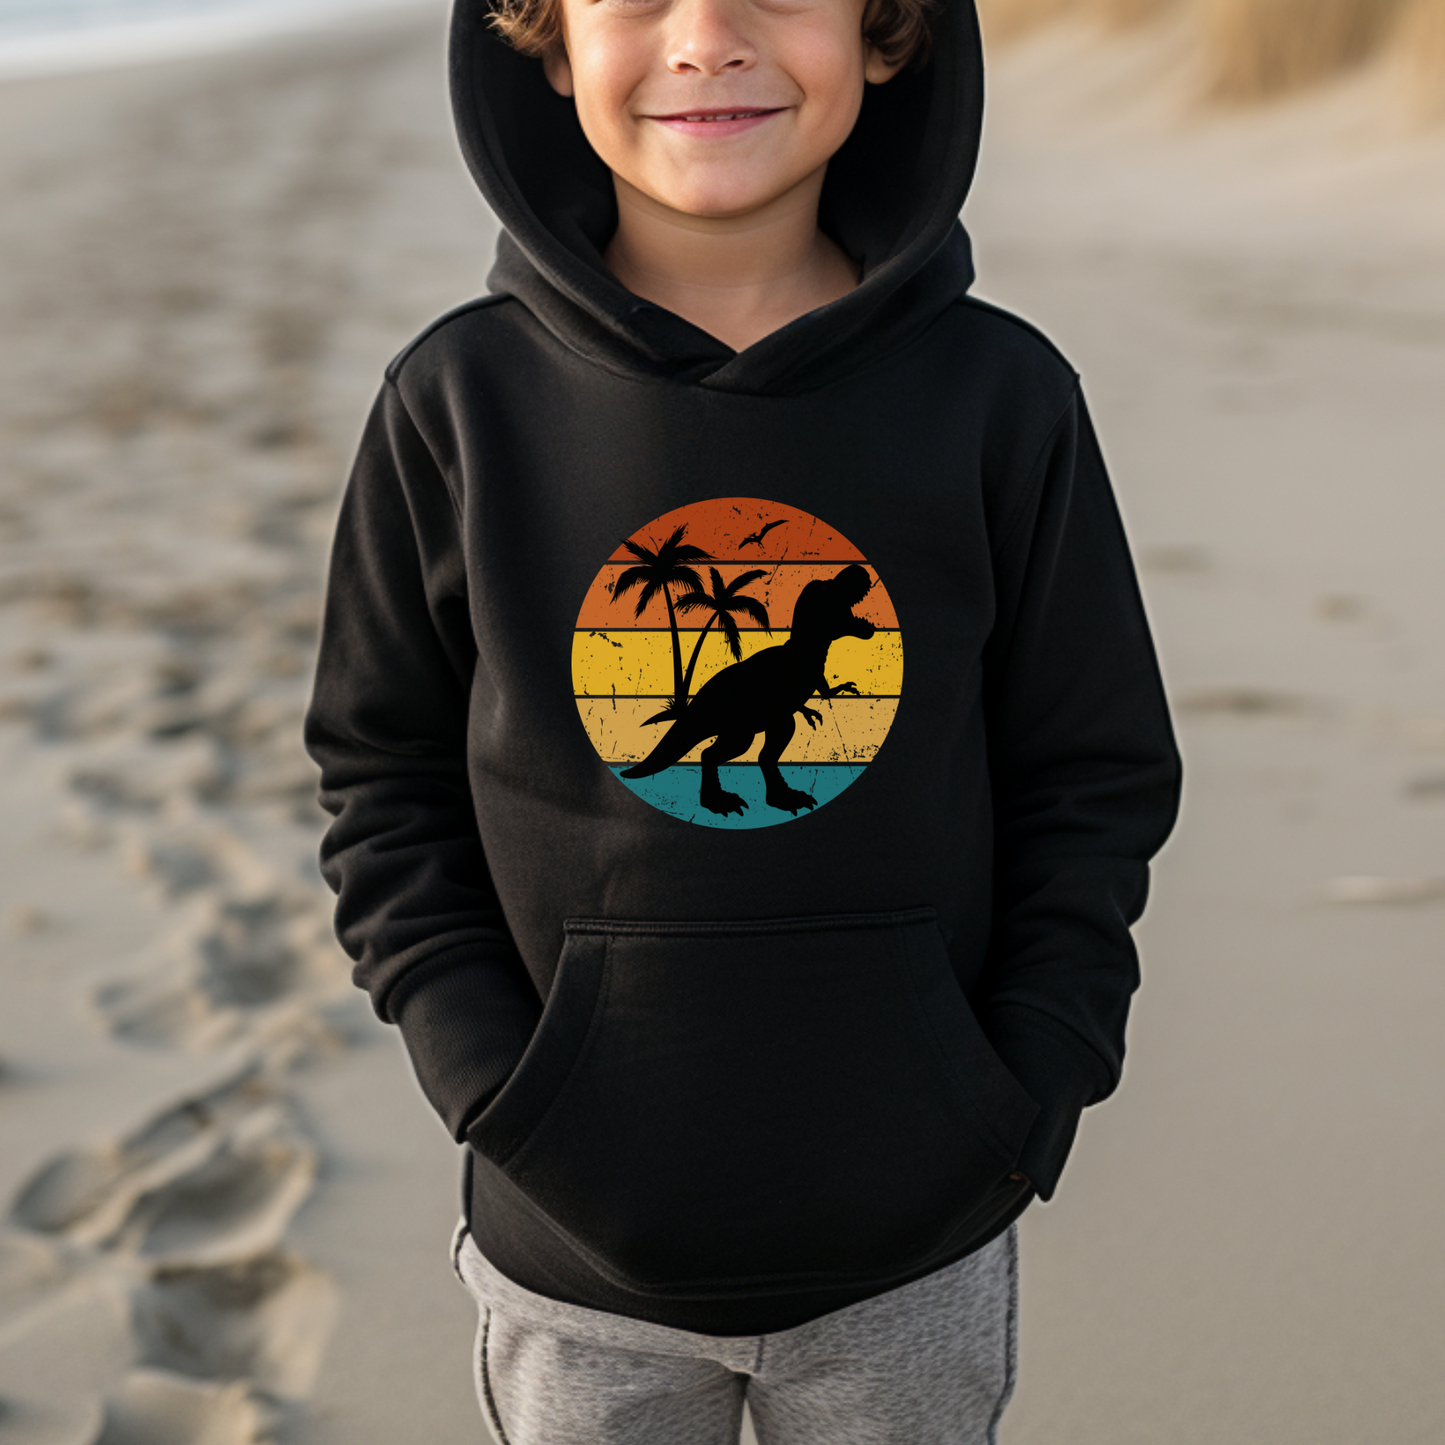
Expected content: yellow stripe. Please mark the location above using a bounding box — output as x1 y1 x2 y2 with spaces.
572 629 903 698
576 696 899 765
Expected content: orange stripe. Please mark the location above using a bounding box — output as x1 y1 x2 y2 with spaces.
606 497 866 563
575 561 899 631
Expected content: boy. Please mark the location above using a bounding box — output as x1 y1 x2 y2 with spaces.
303 0 1181 1437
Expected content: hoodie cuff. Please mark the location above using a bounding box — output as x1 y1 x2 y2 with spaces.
983 1005 1111 1201
387 946 541 1141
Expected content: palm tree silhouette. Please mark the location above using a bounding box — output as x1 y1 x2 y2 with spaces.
612 524 713 707
642 567 772 724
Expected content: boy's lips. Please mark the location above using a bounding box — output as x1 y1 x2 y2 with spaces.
646 107 784 138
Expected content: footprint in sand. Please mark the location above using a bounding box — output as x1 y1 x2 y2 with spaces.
88 815 348 1053
92 890 338 1052
2 1067 333 1441
9 1067 316 1267
91 1370 270 1445
133 1249 336 1401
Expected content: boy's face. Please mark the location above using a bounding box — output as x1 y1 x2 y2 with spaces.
543 0 904 222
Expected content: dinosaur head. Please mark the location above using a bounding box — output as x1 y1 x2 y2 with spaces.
789 564 877 642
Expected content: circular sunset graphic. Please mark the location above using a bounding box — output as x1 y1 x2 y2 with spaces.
571 497 903 830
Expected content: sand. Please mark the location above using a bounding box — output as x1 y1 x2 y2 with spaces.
0 9 498 1441
0 7 1441 1443
971 28 1445 1445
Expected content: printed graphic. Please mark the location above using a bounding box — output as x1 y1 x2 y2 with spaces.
572 498 903 829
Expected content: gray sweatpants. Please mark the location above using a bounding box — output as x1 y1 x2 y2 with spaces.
451 1221 1020 1445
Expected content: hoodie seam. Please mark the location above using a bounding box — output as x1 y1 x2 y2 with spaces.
386 292 513 385
958 296 1081 378
989 382 1079 561
383 373 466 531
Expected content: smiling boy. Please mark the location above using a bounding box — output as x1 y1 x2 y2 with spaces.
303 0 1181 1438
531 0 908 351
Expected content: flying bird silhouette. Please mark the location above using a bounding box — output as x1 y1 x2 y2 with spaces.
739 519 787 549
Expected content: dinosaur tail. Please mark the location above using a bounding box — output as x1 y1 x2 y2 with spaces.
619 718 705 778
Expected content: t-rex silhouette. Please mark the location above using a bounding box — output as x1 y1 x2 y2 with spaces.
620 564 876 816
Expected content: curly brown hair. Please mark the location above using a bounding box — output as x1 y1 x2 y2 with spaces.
487 0 939 69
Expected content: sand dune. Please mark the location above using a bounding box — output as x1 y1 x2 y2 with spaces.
980 0 1445 106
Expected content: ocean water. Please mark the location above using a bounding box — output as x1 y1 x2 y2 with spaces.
0 0 432 77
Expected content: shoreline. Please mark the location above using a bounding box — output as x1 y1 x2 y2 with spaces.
0 0 438 83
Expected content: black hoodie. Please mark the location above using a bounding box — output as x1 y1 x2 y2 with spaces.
304 0 1182 1334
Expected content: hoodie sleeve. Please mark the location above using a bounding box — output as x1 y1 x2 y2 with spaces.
303 377 542 1140
979 382 1181 1200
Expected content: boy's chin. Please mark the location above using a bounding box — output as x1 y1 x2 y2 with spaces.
637 172 820 224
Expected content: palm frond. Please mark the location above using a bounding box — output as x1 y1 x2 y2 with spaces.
725 568 768 595
718 612 746 660
731 595 771 631
632 578 665 616
612 565 650 598
613 569 664 618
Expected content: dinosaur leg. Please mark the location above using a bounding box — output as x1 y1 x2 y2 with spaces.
760 717 816 815
699 732 754 817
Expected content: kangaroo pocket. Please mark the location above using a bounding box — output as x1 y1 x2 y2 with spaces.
467 906 1040 1295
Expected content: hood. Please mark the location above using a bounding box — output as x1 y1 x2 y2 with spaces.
448 0 984 394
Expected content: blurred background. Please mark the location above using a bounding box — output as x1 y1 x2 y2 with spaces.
0 1 1441 1441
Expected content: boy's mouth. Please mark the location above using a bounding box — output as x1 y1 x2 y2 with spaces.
647 108 784 137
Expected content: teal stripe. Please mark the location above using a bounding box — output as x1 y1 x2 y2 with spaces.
611 764 867 830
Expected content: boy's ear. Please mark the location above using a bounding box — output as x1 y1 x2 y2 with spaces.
542 41 574 97
863 43 907 85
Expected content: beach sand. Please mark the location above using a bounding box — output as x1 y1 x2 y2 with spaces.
0 7 1441 1442
0 9 498 1441
972 25 1445 1444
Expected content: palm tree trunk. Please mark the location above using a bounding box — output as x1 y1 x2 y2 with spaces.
680 615 718 700
662 585 684 703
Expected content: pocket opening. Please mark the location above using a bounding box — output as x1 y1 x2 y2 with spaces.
897 919 1040 1162
466 928 610 1168
561 905 939 941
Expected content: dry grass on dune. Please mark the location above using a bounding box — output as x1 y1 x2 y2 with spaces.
1199 0 1407 98
975 0 1176 43
977 0 1445 106
974 0 1076 44
1396 0 1445 111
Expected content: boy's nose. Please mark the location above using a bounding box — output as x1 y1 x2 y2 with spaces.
665 0 756 76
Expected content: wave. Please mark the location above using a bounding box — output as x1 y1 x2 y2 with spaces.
0 0 436 80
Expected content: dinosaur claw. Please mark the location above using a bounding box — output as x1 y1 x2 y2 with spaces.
767 788 817 815
702 789 748 816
